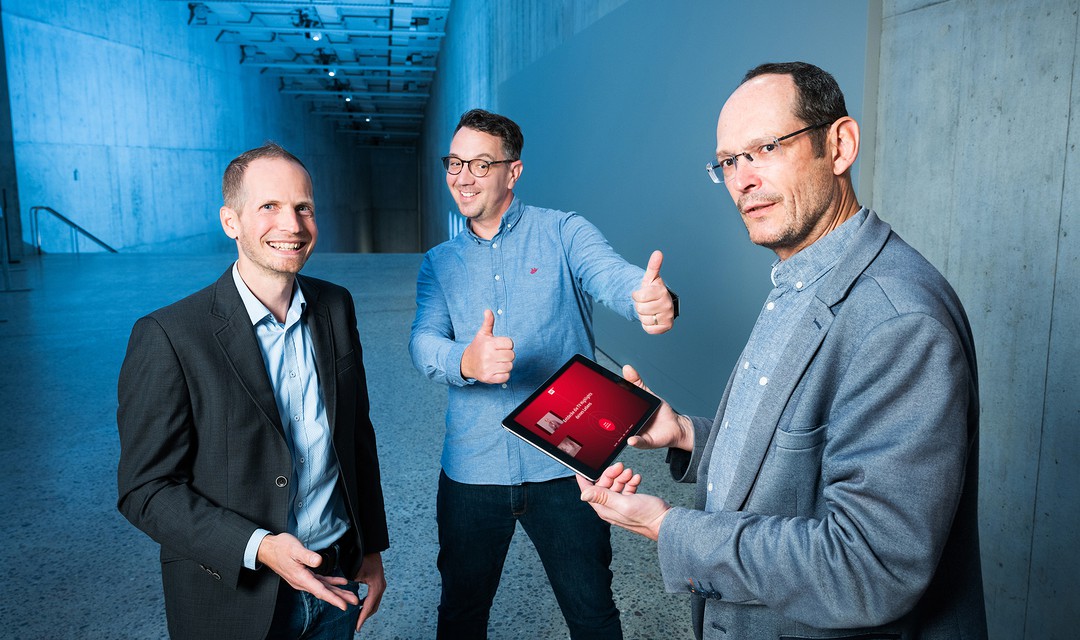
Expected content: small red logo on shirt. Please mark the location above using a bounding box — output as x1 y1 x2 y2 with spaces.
530 268 538 274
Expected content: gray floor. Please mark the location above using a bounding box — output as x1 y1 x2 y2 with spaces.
0 252 694 639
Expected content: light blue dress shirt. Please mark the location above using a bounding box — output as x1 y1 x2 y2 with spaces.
705 209 868 509
232 265 349 570
410 198 644 485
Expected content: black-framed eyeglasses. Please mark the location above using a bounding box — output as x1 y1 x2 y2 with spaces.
705 121 832 184
442 156 513 178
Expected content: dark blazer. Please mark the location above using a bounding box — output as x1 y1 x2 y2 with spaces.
659 212 986 638
117 268 389 640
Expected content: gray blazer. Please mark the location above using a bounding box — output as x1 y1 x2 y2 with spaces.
659 211 986 639
117 269 389 640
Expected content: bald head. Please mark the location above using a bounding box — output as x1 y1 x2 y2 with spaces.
713 63 862 259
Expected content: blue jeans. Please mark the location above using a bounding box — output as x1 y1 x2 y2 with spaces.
436 470 622 639
266 570 361 640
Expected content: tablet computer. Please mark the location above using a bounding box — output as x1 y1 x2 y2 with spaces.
501 354 661 482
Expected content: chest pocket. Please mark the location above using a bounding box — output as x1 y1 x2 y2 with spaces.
749 423 827 517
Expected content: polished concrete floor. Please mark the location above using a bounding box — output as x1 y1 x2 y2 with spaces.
0 252 694 639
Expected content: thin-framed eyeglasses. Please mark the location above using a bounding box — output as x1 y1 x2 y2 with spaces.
442 156 513 178
705 121 832 184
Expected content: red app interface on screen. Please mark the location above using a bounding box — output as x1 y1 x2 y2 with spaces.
515 361 650 469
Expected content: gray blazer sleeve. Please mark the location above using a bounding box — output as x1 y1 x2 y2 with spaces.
656 310 975 628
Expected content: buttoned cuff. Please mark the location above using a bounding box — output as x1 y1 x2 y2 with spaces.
446 341 475 387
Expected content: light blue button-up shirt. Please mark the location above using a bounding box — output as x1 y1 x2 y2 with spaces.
410 198 645 485
232 265 349 569
705 209 868 509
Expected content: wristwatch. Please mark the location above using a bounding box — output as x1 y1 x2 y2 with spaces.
667 288 680 320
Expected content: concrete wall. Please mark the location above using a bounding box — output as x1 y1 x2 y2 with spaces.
1 0 381 253
370 146 420 253
874 1 1079 637
0 8 21 263
420 0 869 423
418 0 632 251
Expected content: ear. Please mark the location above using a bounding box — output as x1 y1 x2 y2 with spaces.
220 205 239 240
505 160 523 190
829 117 860 176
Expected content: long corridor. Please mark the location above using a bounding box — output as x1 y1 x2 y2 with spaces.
0 252 692 639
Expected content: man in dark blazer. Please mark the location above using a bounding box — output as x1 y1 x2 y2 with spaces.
578 62 987 638
117 143 389 639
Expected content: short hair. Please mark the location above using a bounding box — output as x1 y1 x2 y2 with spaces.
453 109 524 161
222 142 308 209
742 62 848 157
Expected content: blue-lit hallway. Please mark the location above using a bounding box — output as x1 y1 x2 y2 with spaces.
0 252 693 638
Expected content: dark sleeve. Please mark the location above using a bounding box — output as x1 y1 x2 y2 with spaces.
116 316 259 588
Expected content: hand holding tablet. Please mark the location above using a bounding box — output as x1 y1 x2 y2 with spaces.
502 355 661 481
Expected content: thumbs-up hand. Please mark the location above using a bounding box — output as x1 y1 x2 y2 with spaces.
460 309 516 384
632 250 675 335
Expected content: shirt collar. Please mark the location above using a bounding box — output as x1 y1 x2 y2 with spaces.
231 262 306 326
770 208 869 289
464 196 524 244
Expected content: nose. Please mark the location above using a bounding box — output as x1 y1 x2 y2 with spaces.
278 207 304 232
728 156 761 193
454 166 476 185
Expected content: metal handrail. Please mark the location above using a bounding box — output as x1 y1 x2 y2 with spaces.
29 206 117 254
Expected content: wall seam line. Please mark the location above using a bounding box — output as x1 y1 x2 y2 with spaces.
1021 4 1080 638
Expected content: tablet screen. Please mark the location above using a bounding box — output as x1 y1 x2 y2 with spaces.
502 354 661 481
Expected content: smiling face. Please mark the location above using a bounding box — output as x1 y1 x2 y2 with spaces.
445 127 522 237
220 156 317 288
715 74 841 259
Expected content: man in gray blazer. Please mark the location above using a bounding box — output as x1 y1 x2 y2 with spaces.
117 143 389 639
579 62 987 638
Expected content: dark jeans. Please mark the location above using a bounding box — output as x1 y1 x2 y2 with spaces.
266 569 361 640
436 470 622 640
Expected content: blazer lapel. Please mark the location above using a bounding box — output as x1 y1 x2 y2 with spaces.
210 269 286 438
299 277 338 432
722 301 833 510
721 210 894 510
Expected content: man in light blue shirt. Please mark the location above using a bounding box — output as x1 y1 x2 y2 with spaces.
410 109 678 639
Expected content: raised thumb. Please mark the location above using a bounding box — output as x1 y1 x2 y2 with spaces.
640 250 663 287
477 309 495 337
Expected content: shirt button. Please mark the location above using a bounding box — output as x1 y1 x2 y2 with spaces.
501 383 507 389
497 309 503 315
766 302 775 310
759 376 769 386
299 457 305 465
297 500 303 508
492 242 498 249
294 415 300 421
795 281 804 289
708 482 714 492
275 476 288 487
494 274 501 281
743 361 749 370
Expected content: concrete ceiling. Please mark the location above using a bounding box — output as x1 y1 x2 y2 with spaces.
181 1 450 148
